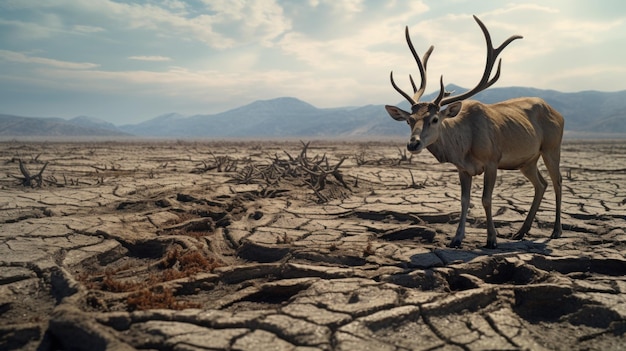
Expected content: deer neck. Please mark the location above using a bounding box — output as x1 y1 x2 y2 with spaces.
426 141 447 163
426 120 465 165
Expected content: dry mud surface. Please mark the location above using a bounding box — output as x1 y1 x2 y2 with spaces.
1 140 625 351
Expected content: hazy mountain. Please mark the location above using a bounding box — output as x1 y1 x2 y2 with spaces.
119 88 626 138
2 86 626 138
470 86 626 134
0 114 130 137
118 97 403 138
119 113 187 136
68 115 120 132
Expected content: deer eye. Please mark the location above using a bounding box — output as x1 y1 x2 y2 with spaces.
431 117 439 124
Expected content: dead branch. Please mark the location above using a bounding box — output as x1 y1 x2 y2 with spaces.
191 152 238 173
229 141 351 202
14 159 49 187
397 147 413 165
408 169 428 189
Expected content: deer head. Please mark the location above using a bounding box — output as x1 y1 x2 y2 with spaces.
385 15 522 153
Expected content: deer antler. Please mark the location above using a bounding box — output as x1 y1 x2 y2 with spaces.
390 26 434 105
434 15 523 106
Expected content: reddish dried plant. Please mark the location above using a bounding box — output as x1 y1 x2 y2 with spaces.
127 287 201 311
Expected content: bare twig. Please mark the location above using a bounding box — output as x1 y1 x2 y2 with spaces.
397 147 413 165
408 169 427 189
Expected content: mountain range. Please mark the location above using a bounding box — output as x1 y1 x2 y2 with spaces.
2 85 625 139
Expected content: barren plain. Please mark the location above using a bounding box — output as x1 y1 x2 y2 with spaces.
1 139 625 351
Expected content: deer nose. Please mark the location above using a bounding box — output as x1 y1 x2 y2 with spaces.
407 137 421 151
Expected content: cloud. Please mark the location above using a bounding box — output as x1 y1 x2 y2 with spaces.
308 0 365 17
0 18 59 40
275 1 429 70
128 56 172 62
72 24 105 34
0 0 625 123
67 0 291 49
1 0 292 49
0 50 99 69
200 0 292 47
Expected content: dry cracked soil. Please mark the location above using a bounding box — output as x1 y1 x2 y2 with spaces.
1 139 625 351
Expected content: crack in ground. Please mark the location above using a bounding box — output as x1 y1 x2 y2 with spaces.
484 311 520 349
420 311 471 351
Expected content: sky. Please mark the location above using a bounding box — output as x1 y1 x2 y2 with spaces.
1 0 625 125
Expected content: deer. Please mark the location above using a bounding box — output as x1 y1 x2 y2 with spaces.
385 15 564 249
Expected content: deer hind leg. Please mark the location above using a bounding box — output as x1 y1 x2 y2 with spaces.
512 159 547 240
481 164 499 249
542 150 562 238
449 171 472 248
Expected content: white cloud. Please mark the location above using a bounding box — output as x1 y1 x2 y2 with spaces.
0 0 625 123
308 0 365 17
161 0 188 12
275 1 429 71
0 50 99 69
128 56 172 62
72 24 105 34
2 0 291 50
0 18 58 39
201 0 291 47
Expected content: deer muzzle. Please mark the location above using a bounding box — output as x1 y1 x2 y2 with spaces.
407 136 423 153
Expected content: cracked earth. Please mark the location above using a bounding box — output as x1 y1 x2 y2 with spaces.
1 140 625 351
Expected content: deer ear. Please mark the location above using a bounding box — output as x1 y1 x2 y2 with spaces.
443 102 463 118
385 105 411 121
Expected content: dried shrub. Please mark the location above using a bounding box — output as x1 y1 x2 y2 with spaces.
127 287 200 311
231 141 351 202
101 273 140 293
78 247 222 298
162 269 188 281
191 152 238 173
160 247 223 276
75 272 100 290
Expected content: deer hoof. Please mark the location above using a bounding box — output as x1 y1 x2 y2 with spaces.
448 239 462 248
550 229 562 239
511 231 525 240
484 241 497 249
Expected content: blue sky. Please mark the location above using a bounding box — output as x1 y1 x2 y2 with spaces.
1 0 625 125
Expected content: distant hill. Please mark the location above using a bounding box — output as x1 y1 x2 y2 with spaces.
470 86 626 134
119 97 407 138
2 86 626 138
68 115 120 132
0 114 130 137
119 113 187 136
118 87 626 138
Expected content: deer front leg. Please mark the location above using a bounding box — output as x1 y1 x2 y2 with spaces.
482 165 498 249
450 171 472 248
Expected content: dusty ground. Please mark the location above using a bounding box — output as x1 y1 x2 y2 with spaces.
0 139 625 351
